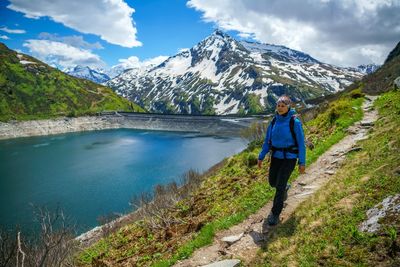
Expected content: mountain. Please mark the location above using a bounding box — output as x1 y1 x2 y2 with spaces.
106 30 364 115
384 41 400 64
106 64 128 79
355 41 400 94
355 64 380 74
65 65 111 84
0 43 145 122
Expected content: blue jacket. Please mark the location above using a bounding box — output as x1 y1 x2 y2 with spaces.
258 109 306 165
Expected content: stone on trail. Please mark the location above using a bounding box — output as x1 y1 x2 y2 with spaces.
345 147 362 154
201 259 241 267
303 185 318 190
221 233 244 244
360 121 374 127
295 191 314 198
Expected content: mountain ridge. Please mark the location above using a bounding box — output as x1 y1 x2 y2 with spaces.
65 65 111 84
106 30 364 115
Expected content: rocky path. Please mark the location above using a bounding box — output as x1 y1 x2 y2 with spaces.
174 96 378 267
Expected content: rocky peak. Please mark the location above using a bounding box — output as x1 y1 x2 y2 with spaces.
107 30 364 115
66 65 110 84
240 40 319 64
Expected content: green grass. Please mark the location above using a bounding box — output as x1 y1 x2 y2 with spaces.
0 43 145 122
256 89 400 266
76 94 365 266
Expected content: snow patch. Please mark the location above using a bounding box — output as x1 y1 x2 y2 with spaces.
20 60 36 65
215 96 240 114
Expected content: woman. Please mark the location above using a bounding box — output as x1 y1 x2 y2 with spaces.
258 95 306 226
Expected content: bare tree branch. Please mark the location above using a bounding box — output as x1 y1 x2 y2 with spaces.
16 232 25 267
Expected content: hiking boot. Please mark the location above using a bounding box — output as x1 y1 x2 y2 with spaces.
267 213 279 226
283 184 291 202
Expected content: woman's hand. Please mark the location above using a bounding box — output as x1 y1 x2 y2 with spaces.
299 165 305 174
258 159 263 168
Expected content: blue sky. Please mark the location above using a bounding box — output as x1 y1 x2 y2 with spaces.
1 0 399 70
0 0 217 69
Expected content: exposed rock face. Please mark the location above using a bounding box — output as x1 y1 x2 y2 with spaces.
359 194 400 233
394 76 400 89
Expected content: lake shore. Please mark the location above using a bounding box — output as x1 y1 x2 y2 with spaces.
0 113 263 140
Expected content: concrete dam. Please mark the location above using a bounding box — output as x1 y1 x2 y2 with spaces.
0 112 268 140
101 112 266 136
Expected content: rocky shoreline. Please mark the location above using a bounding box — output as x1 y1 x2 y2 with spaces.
0 113 262 140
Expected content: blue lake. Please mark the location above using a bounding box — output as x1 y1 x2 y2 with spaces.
0 129 246 233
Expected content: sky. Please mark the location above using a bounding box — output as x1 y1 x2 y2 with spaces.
1 0 399 70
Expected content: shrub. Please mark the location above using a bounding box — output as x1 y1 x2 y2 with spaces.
240 121 268 145
246 152 258 167
349 88 365 99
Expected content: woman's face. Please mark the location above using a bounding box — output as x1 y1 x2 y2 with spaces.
276 102 289 115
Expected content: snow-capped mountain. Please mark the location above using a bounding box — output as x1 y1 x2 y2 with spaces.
65 65 110 84
355 64 380 74
105 64 129 79
107 30 364 115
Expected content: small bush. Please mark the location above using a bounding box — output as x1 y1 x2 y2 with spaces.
246 152 258 167
348 88 365 99
240 121 268 145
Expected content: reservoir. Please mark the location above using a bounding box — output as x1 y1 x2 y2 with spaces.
0 129 246 233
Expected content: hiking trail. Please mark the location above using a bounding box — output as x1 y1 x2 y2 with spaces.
174 96 378 267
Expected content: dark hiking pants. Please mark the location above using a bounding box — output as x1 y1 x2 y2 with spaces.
268 157 297 216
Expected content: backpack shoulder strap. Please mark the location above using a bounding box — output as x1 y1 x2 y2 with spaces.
290 115 298 147
268 116 277 145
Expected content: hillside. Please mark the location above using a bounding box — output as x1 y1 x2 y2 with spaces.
356 40 400 95
75 42 400 266
76 91 367 266
0 43 145 122
255 90 399 266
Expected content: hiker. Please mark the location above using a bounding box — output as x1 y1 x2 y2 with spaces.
257 95 306 226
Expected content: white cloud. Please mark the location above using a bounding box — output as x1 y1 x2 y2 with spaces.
0 26 26 34
143 56 169 67
116 55 168 69
187 0 400 66
38 32 104 50
117 56 141 69
23 39 105 69
7 0 142 47
0 35 10 40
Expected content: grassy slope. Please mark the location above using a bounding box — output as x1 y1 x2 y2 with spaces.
255 90 400 266
77 93 364 266
0 43 145 122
